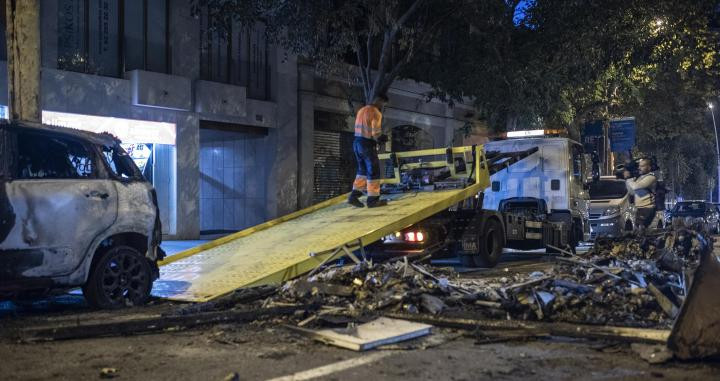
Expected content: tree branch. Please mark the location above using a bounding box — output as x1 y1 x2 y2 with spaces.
356 46 370 100
396 0 426 31
366 30 373 93
374 32 395 98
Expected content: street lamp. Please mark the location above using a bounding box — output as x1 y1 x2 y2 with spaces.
709 103 720 203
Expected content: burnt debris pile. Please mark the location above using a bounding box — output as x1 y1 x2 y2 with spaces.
256 228 708 328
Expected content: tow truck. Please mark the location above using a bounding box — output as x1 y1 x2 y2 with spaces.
154 142 571 302
373 129 597 265
368 144 578 267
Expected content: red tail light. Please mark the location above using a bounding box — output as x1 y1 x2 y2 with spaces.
404 231 425 242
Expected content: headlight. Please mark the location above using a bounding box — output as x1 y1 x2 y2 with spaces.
602 206 620 216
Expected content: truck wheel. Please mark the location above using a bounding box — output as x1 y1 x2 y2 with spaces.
83 245 153 309
571 223 582 252
460 219 504 268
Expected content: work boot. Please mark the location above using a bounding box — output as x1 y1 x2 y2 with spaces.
366 196 387 208
347 190 364 208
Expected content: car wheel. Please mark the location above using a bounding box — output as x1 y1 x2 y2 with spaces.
83 245 153 309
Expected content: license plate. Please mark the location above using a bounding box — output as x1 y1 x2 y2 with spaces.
462 240 478 252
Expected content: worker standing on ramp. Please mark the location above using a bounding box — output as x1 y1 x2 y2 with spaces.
348 94 389 208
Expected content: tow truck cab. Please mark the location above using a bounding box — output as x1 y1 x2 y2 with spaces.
482 131 592 249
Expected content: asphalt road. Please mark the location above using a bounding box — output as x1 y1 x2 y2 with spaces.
2 246 720 380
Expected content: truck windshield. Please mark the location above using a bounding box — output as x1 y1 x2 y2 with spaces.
589 180 627 200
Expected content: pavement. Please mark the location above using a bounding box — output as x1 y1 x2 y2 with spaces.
161 240 210 256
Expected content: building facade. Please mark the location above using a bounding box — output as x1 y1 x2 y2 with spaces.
0 0 477 239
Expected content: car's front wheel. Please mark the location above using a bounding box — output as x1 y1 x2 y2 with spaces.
83 245 153 309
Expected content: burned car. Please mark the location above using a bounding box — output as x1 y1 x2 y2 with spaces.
0 121 164 308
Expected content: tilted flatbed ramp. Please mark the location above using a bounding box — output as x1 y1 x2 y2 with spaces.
152 183 483 302
150 145 524 303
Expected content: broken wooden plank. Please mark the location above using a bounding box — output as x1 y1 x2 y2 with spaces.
647 283 679 319
383 312 670 344
18 305 311 342
287 317 432 351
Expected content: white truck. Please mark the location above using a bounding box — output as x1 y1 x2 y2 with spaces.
482 134 592 251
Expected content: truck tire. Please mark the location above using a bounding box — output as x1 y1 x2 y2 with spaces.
460 218 504 268
83 245 153 309
571 222 582 253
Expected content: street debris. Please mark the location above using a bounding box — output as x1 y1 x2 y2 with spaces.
631 343 674 364
9 227 718 361
99 367 118 379
251 227 717 359
287 317 432 351
262 229 707 329
17 305 308 342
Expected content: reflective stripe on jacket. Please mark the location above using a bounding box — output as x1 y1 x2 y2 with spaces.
354 105 382 139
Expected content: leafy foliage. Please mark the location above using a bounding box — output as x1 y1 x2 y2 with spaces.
409 0 720 197
194 0 466 104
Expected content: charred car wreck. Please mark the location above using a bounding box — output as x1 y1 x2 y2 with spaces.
0 121 164 308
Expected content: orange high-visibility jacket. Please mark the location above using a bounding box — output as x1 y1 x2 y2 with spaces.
354 105 382 139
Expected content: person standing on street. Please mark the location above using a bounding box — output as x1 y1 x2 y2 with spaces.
624 158 658 229
347 94 389 208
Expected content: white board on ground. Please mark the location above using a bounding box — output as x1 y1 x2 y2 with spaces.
292 317 432 351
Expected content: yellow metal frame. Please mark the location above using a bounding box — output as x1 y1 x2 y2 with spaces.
378 145 485 186
158 193 348 266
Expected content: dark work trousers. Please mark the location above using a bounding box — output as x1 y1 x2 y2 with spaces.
351 137 381 196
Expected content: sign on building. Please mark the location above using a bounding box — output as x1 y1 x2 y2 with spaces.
582 120 603 152
609 117 636 152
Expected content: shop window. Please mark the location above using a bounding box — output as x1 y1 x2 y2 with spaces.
16 132 95 179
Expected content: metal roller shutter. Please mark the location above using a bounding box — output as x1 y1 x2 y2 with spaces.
313 131 355 203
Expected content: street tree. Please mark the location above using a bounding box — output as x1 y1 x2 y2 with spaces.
410 0 719 131
409 0 719 196
194 0 467 105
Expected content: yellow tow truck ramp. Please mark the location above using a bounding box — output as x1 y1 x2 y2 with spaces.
153 146 494 302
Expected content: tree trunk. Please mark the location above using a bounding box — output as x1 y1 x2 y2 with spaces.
5 0 41 123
